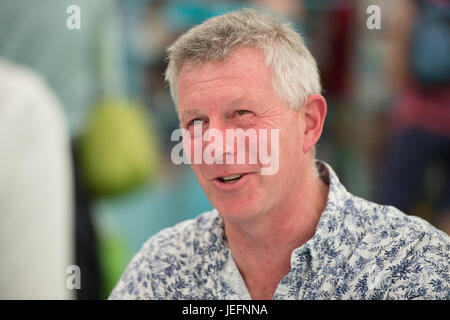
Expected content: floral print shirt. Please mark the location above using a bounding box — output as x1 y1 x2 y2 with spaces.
109 161 449 300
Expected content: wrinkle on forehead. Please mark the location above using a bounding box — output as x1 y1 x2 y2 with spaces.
176 46 290 124
178 47 272 94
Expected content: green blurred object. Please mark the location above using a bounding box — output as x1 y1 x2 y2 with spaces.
80 98 160 196
98 228 129 299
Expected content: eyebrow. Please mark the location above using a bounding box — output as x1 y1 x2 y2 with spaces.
180 108 202 119
226 97 255 109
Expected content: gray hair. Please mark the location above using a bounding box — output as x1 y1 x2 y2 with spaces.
165 8 321 159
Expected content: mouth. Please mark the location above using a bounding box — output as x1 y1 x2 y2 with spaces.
212 172 253 190
216 174 246 184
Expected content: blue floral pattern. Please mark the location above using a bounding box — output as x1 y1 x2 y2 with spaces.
109 161 449 300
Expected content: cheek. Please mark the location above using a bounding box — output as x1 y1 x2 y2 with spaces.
191 163 206 178
284 116 304 147
279 125 304 165
190 164 214 191
182 136 203 163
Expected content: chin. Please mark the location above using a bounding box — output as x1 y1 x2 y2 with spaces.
212 196 262 221
196 173 266 220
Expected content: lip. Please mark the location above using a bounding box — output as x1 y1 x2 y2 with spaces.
212 172 254 191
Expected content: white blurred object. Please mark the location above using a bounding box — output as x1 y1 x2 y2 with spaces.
0 59 74 299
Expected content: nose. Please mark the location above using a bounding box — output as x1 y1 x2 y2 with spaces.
203 118 235 164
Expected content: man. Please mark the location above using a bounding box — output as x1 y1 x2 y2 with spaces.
110 9 449 300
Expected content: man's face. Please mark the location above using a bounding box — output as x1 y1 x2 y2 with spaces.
177 47 309 222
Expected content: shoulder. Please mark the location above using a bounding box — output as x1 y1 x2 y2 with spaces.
344 195 449 299
0 59 66 137
109 210 219 299
348 194 449 253
0 59 58 107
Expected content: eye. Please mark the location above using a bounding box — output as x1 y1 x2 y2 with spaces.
236 110 251 116
187 118 204 127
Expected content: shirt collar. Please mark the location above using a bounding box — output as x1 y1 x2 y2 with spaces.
311 160 349 242
193 210 229 279
293 160 349 266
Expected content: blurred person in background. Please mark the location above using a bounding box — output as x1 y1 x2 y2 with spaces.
0 59 73 299
375 0 450 234
0 0 125 299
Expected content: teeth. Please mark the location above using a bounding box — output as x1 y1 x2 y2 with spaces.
221 174 243 181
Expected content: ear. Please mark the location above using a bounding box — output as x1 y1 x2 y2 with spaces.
301 94 327 154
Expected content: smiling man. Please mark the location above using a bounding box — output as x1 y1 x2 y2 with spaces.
110 9 449 300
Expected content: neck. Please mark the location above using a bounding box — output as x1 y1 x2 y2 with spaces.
222 161 329 297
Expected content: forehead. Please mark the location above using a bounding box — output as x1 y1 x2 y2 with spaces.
177 47 274 113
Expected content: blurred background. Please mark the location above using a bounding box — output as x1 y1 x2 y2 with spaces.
0 0 448 299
